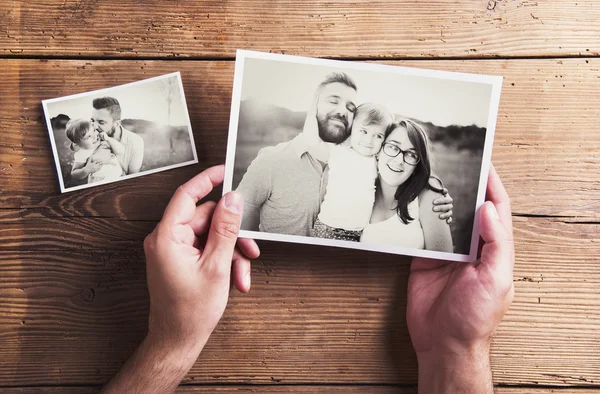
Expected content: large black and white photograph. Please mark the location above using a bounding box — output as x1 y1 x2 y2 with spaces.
224 51 502 262
42 72 197 193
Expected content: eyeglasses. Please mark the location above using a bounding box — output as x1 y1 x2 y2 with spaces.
382 143 420 166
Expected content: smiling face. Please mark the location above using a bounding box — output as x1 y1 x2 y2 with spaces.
349 112 386 157
377 125 418 187
315 82 357 144
77 125 100 150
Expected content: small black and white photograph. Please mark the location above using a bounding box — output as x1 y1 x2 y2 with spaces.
42 72 198 193
224 50 502 262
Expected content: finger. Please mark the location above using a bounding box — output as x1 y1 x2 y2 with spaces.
478 201 515 283
486 164 513 235
201 191 244 275
237 238 261 260
189 201 217 235
446 216 453 225
231 250 252 293
433 203 453 213
433 195 453 205
439 210 453 220
162 165 225 226
442 187 449 195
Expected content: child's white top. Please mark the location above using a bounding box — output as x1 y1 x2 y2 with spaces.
73 144 123 183
318 144 377 231
360 197 424 249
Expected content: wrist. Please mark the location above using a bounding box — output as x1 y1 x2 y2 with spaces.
416 343 493 394
147 307 213 359
143 331 205 373
100 333 204 394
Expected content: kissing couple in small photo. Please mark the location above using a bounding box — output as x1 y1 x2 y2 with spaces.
63 97 145 185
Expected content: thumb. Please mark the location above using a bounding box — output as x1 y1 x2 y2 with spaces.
478 201 514 286
202 192 244 273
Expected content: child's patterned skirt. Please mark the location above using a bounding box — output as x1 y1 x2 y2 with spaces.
310 218 362 242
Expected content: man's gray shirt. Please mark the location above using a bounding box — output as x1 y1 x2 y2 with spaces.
236 134 328 236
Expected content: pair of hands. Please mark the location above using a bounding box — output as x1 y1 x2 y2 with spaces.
134 164 513 392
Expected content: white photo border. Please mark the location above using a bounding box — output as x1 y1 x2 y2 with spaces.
42 72 199 193
223 50 503 263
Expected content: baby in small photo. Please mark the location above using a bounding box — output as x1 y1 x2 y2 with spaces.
65 118 125 184
310 103 394 242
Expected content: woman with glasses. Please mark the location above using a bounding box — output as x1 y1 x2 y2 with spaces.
360 119 453 252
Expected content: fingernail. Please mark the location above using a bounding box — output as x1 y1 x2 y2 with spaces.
224 192 243 214
244 272 251 289
433 207 440 212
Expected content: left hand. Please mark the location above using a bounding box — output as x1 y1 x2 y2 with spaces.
143 165 260 352
100 165 259 394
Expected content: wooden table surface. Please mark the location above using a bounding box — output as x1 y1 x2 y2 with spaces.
1 1 599 392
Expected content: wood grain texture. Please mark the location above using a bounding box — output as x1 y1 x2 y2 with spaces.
0 210 156 250
0 217 598 386
1 388 411 394
4 387 600 394
1 212 598 255
1 2 599 390
1 59 600 219
0 1 599 59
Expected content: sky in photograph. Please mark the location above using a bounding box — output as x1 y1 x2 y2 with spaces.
240 57 494 128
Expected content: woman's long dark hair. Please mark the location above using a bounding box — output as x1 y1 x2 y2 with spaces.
382 119 443 224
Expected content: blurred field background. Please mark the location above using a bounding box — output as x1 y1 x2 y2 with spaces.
232 100 486 255
49 115 195 189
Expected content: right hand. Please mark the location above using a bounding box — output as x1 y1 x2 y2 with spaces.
427 176 454 224
433 189 453 224
143 165 260 356
407 165 514 392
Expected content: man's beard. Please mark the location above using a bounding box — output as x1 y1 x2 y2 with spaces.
105 124 117 137
316 112 349 144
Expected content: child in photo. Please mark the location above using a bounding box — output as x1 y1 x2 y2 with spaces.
309 103 394 242
65 118 125 184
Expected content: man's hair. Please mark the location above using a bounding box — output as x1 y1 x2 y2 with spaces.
92 97 122 121
354 103 394 128
318 72 357 92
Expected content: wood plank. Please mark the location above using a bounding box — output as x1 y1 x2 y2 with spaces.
5 387 600 394
0 210 156 250
1 58 599 219
1 212 598 254
2 387 411 394
0 1 599 58
0 217 598 386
